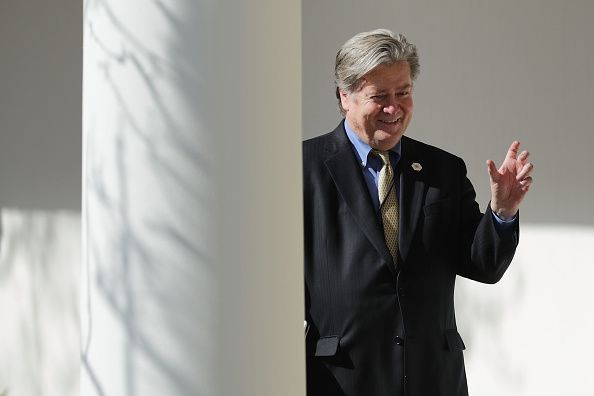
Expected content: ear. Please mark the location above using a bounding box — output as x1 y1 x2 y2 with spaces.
339 89 350 112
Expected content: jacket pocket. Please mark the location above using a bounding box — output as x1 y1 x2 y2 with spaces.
307 335 340 357
423 197 453 217
422 197 454 252
444 329 466 351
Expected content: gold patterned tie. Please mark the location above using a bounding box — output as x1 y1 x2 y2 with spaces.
373 150 399 263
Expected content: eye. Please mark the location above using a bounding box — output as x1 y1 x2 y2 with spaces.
371 94 387 101
398 90 411 97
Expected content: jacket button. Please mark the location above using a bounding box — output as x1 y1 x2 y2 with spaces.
394 336 404 346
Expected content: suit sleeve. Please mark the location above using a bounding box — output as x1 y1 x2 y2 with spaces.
455 157 519 284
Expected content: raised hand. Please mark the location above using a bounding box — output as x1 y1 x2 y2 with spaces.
487 141 533 220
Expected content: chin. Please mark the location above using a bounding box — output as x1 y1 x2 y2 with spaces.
372 138 401 151
373 131 403 150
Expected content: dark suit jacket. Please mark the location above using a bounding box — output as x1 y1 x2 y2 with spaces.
303 122 519 396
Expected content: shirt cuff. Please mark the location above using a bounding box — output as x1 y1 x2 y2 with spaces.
492 211 517 224
491 211 517 235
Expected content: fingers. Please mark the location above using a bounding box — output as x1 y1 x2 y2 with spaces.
516 161 534 180
505 141 521 161
519 176 533 192
517 150 530 167
489 141 534 189
517 160 534 193
496 141 522 174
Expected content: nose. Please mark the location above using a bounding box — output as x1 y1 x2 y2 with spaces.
382 95 401 114
383 103 398 114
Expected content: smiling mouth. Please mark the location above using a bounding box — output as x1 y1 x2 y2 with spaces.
379 117 402 125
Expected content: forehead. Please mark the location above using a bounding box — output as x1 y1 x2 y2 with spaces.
358 61 412 91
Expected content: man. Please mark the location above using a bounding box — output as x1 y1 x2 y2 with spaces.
303 29 533 396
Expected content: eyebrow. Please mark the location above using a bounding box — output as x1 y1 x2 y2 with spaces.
395 83 413 91
369 84 413 94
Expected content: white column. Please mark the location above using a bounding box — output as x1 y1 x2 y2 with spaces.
81 1 304 395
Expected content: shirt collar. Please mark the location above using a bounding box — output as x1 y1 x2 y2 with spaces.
344 119 402 167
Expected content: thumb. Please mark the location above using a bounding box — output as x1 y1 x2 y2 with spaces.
486 160 500 183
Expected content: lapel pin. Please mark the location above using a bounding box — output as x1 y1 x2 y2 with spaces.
411 162 422 171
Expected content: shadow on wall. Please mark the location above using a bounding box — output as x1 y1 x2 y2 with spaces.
0 208 80 396
455 224 594 396
86 0 304 392
82 0 233 394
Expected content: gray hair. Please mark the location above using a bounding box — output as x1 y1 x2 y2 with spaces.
335 29 420 114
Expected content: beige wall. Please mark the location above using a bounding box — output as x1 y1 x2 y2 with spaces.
0 0 82 211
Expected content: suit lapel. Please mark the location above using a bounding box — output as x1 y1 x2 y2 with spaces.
324 125 397 277
398 137 425 264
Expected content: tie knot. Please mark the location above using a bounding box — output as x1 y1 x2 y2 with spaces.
372 150 391 166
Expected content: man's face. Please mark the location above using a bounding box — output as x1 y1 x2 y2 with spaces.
340 61 414 151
